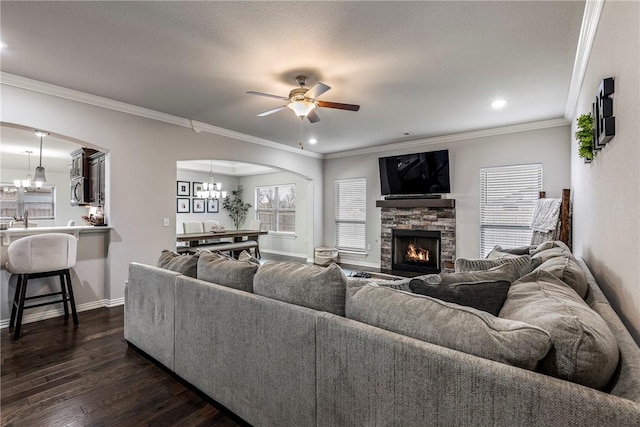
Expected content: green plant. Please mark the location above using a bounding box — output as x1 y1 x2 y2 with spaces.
222 185 252 230
576 113 594 161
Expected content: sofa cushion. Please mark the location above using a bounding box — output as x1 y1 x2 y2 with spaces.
254 262 347 316
455 254 537 279
197 251 258 293
346 284 551 370
534 256 588 299
530 240 572 254
499 270 619 389
157 250 199 278
409 279 511 316
531 247 573 263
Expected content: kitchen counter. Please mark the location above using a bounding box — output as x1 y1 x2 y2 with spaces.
0 225 111 246
1 225 112 327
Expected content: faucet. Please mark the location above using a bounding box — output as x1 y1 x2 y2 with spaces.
24 210 29 229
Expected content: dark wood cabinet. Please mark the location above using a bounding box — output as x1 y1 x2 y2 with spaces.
89 152 106 206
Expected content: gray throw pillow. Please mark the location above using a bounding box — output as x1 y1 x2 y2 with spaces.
499 270 619 389
197 251 258 292
409 279 511 316
237 249 260 265
530 240 572 255
533 256 588 299
455 254 537 279
487 244 534 257
157 250 199 278
254 261 347 316
531 247 573 263
439 262 520 285
346 285 551 370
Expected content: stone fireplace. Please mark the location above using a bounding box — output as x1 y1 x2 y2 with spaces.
377 198 455 274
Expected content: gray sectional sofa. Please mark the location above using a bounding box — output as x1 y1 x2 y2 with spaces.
125 247 640 426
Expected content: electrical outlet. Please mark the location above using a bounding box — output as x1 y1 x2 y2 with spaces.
367 244 372 251
163 218 170 227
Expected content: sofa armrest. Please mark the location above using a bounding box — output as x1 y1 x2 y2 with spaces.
125 262 179 371
316 312 640 427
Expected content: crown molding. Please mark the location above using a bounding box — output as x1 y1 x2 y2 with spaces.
0 72 323 159
564 0 605 120
325 118 570 159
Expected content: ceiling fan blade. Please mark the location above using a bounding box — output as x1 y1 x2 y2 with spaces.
306 110 320 123
246 91 289 101
317 100 360 111
257 105 287 117
305 83 331 100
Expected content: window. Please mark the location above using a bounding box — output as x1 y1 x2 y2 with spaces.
335 178 367 252
0 185 56 220
480 164 542 257
255 185 295 233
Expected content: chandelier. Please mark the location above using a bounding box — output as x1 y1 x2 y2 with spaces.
197 161 227 200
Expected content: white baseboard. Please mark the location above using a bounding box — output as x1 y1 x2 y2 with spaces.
0 298 125 329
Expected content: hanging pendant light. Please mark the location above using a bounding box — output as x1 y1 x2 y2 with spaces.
13 151 33 188
33 130 49 188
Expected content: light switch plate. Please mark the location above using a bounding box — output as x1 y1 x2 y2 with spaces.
163 218 170 227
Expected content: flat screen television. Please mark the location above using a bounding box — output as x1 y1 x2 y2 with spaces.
379 149 451 196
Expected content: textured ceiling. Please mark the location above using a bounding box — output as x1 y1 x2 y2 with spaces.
1 1 584 155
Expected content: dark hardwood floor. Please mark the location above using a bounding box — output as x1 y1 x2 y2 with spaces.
1 306 247 426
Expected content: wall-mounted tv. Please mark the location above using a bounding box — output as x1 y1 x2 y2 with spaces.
379 149 451 196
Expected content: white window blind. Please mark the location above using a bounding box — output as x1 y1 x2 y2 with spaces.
480 164 542 257
335 178 366 252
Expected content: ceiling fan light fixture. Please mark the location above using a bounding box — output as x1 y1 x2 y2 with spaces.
287 100 316 118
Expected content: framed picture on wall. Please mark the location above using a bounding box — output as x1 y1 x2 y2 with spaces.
177 181 190 197
207 198 219 213
193 198 205 213
192 182 204 197
177 198 190 213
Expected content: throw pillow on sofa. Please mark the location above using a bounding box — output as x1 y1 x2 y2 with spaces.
157 250 199 278
499 270 619 389
455 254 537 279
530 240 572 255
409 279 511 316
487 244 535 257
533 256 588 299
439 262 520 284
197 251 259 293
254 261 348 316
346 284 552 370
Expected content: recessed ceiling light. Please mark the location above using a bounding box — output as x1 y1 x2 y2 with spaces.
491 99 507 109
308 138 317 144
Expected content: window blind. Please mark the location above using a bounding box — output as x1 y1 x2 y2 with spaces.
479 164 542 257
335 178 366 251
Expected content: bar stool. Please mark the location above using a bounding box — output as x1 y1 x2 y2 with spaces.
6 233 79 339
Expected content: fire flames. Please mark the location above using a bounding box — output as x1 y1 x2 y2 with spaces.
406 244 429 263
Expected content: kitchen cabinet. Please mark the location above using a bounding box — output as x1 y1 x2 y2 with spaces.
89 152 106 206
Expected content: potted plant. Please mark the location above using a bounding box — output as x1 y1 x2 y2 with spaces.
223 185 252 230
576 113 594 162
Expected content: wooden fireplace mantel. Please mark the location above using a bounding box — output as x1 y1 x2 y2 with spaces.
375 198 455 209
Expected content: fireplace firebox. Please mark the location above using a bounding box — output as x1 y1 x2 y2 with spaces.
391 229 441 274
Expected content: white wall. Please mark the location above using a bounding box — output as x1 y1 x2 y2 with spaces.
323 124 571 267
2 84 324 308
239 171 311 258
570 1 640 343
175 169 238 233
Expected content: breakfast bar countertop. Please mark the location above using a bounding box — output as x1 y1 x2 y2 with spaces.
0 225 111 246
